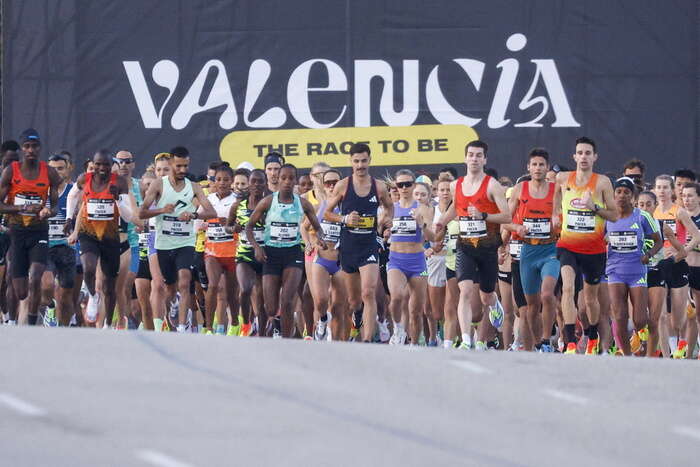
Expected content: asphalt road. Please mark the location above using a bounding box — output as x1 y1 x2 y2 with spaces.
1 326 698 467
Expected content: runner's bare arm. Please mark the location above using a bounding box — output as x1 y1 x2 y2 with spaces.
138 178 168 219
323 178 346 223
377 182 394 231
115 175 137 223
0 166 19 214
246 195 272 262
485 179 511 224
643 231 663 264
595 177 619 222
301 198 327 250
191 182 216 221
551 172 565 229
663 223 687 261
677 209 700 252
225 199 242 232
41 166 62 219
419 204 436 242
502 182 524 233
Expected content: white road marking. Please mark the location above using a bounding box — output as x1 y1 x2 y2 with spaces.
543 389 589 406
451 360 492 375
673 426 700 441
0 393 47 417
136 449 195 467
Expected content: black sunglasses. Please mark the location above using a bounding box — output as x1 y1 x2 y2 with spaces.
323 179 339 187
396 181 414 189
113 157 134 165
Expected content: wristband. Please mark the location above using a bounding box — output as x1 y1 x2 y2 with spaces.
481 212 488 221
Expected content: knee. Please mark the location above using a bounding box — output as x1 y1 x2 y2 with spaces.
361 287 376 302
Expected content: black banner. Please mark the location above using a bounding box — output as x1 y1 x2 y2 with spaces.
2 0 698 179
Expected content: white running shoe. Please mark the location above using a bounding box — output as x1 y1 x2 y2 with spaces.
377 319 391 343
314 317 329 341
86 293 101 322
176 324 186 333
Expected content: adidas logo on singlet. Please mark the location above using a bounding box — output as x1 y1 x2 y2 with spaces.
630 223 639 229
369 196 377 203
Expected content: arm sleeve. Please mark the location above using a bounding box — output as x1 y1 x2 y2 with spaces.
66 184 82 219
118 194 133 223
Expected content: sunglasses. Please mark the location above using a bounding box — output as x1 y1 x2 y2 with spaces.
324 179 339 187
48 154 69 162
208 176 216 182
396 181 414 189
114 158 134 165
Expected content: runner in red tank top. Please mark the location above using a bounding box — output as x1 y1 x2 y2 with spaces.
0 128 61 325
66 150 135 326
504 149 560 352
434 140 511 350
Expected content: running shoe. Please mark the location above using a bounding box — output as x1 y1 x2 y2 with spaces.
86 293 101 323
638 326 649 342
538 343 554 353
673 340 688 359
314 318 329 341
239 323 252 337
564 343 577 354
227 323 240 336
377 319 391 343
630 332 642 355
349 326 360 342
205 329 213 335
215 324 226 335
458 341 471 350
585 338 600 355
43 302 57 327
272 328 282 339
303 335 313 341
176 324 187 333
474 341 487 351
488 300 504 330
427 340 438 347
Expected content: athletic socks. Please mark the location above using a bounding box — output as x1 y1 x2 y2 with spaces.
320 313 328 323
564 324 576 344
153 318 163 332
669 336 679 352
443 339 453 349
461 332 472 348
588 324 599 341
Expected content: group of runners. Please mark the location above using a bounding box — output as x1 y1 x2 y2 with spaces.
2 128 699 359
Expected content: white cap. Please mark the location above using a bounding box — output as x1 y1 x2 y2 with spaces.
237 161 255 171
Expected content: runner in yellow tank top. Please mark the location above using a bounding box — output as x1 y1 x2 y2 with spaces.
552 137 617 355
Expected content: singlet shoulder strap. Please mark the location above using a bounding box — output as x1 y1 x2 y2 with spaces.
566 171 576 186
547 181 555 198
521 181 530 201
587 173 598 191
10 161 20 179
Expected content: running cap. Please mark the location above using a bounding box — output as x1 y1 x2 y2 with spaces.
19 128 40 145
416 175 431 185
264 152 284 167
614 177 636 192
237 161 255 171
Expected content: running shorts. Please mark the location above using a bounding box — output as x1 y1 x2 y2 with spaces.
520 243 560 295
498 270 512 285
191 251 209 289
205 255 236 273
129 246 139 274
9 228 48 279
78 233 121 278
659 258 689 289
426 254 446 288
387 251 427 280
340 240 379 274
47 244 77 289
314 255 340 276
136 258 152 281
446 267 456 282
556 248 605 285
607 270 648 288
157 246 195 285
646 266 665 288
689 266 700 291
455 244 498 293
263 245 304 276
511 260 527 309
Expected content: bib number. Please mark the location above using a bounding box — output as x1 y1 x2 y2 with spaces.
270 222 299 243
206 223 233 243
321 221 341 243
459 216 486 238
87 199 115 221
565 210 595 233
162 215 193 237
391 216 417 237
241 227 265 246
509 240 523 260
609 231 638 253
14 193 43 216
523 217 551 238
48 219 66 240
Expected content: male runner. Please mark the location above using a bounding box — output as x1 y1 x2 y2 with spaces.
139 147 216 333
506 148 560 352
42 153 77 326
0 141 20 324
264 152 284 193
552 137 618 355
0 129 61 325
66 150 136 325
324 143 394 342
435 140 511 350
674 169 696 208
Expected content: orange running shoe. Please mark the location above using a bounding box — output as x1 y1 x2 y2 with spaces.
673 340 688 359
564 343 577 354
630 332 642 354
585 338 600 355
239 323 252 337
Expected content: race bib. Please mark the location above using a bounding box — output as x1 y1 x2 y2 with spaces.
86 199 115 220
391 216 417 237
206 222 233 243
138 232 149 248
609 231 638 252
348 215 376 234
241 227 265 246
665 220 677 234
458 216 487 238
14 193 43 216
270 222 299 243
523 217 551 238
509 240 523 260
161 215 193 237
565 209 595 232
48 219 66 239
448 234 459 253
321 220 341 243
